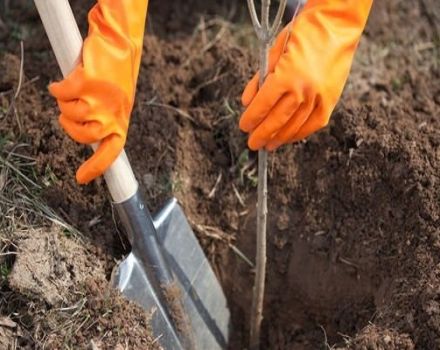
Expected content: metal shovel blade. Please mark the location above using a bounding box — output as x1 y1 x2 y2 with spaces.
112 197 230 349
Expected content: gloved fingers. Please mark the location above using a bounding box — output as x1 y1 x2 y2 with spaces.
267 26 290 73
247 93 300 150
266 99 316 151
76 133 125 184
57 99 90 121
285 102 331 143
241 74 259 107
59 114 114 144
49 68 85 101
241 26 290 107
239 73 285 133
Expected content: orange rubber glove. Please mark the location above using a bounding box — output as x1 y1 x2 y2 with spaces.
49 0 149 184
240 0 373 151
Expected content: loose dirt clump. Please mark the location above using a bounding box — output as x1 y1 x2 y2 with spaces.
2 226 161 348
9 226 104 305
39 278 162 350
24 277 162 349
162 282 195 349
346 325 414 350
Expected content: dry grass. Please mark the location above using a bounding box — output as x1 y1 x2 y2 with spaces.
0 115 85 348
0 139 81 240
0 139 79 344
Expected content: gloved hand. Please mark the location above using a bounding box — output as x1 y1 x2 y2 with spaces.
49 0 149 184
240 0 373 151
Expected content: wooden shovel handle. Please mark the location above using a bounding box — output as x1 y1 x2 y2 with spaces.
34 0 138 203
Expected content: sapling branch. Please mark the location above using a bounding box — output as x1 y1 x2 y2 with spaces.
270 0 288 37
261 0 270 32
246 0 261 34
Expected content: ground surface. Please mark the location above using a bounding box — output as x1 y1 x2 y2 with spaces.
0 0 439 349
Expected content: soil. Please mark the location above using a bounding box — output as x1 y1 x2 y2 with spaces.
162 282 195 349
0 0 439 349
9 226 105 306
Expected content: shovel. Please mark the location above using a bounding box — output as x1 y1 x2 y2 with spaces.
34 0 230 349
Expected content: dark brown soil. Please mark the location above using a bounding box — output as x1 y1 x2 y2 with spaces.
0 0 439 349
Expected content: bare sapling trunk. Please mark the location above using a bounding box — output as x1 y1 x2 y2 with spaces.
246 0 287 349
247 1 303 348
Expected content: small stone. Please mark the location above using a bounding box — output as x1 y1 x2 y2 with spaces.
142 173 155 189
383 335 392 344
276 211 290 231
